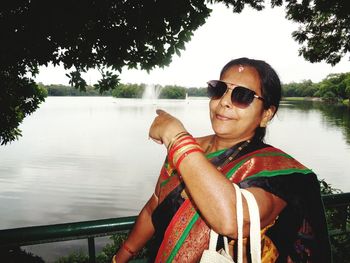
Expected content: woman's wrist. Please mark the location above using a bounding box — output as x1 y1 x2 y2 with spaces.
164 129 188 149
122 242 137 257
113 242 136 263
166 131 189 150
167 132 204 170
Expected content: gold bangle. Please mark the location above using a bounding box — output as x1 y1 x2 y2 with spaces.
173 144 199 161
173 144 201 165
167 131 190 150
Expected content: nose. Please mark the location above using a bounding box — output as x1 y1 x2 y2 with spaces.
219 87 233 108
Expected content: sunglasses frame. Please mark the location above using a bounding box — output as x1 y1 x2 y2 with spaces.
207 80 264 108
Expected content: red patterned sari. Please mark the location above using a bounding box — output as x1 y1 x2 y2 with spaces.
150 144 330 263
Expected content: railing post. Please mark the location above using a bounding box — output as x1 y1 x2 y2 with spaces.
88 237 96 263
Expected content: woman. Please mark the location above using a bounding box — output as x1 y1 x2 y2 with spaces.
112 58 331 262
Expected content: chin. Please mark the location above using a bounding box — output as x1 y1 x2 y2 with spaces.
212 126 232 137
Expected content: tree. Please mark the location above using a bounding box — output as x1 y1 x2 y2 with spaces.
1 0 349 144
187 87 208 97
318 73 350 101
112 84 145 98
285 0 350 65
159 86 187 99
0 0 213 144
0 74 47 145
282 80 316 97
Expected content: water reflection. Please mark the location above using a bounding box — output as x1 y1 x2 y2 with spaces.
282 100 350 145
315 103 350 145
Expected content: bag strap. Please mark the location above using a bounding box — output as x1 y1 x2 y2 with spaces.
241 189 261 263
233 184 243 263
207 229 231 255
206 186 260 263
207 184 244 263
208 229 217 250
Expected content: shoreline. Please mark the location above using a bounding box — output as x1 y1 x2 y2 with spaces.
283 97 349 107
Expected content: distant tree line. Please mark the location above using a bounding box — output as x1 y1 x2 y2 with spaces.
282 72 350 103
111 83 145 98
112 84 190 99
159 86 187 99
41 72 350 104
42 83 206 99
187 87 208 97
43 84 112 96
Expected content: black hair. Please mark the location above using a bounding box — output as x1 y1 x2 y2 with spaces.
220 57 282 141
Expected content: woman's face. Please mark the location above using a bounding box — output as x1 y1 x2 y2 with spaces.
209 65 273 142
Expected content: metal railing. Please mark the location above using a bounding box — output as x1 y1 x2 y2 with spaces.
0 193 349 262
0 216 137 263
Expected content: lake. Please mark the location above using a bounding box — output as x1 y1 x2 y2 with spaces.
1 97 350 261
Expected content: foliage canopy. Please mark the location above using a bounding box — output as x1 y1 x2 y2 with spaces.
0 0 349 144
286 0 350 65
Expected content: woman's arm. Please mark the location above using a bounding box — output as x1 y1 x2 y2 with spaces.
178 151 286 238
113 181 160 262
149 110 286 239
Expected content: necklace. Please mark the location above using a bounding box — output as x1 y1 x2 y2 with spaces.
216 139 251 171
204 135 216 154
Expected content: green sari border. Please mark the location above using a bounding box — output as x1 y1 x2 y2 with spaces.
242 168 313 181
205 148 227 159
166 212 200 263
225 152 293 179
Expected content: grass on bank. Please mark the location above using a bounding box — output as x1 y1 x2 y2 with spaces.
282 96 322 101
283 97 350 107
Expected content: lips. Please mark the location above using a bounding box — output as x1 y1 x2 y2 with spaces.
215 113 232 121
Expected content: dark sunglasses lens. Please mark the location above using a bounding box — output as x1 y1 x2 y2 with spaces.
207 81 227 99
231 86 255 108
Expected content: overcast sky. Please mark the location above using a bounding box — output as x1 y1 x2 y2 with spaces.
35 3 350 87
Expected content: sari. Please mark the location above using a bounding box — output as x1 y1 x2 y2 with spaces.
148 141 331 263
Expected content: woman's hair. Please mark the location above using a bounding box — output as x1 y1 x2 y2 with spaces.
220 57 282 141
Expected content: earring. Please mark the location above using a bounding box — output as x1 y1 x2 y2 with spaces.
260 121 268 128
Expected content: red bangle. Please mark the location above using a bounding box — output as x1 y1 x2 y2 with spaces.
169 141 199 164
175 148 203 171
167 132 191 150
172 139 197 152
169 138 197 157
169 136 196 153
171 135 196 149
122 243 136 256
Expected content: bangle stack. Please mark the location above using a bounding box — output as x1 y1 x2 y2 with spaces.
168 131 203 170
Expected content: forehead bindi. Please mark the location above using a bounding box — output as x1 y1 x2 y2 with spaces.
221 66 261 92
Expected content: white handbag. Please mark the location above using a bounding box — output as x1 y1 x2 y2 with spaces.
200 184 261 263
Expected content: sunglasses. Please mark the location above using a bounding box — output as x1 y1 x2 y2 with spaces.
207 80 264 108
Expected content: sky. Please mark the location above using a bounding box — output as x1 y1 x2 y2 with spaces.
35 3 350 87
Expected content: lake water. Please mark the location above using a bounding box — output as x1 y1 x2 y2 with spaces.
1 97 350 260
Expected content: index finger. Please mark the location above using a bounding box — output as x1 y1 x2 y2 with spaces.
156 109 168 116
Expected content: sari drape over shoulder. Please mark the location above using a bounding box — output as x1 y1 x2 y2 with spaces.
148 142 331 263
